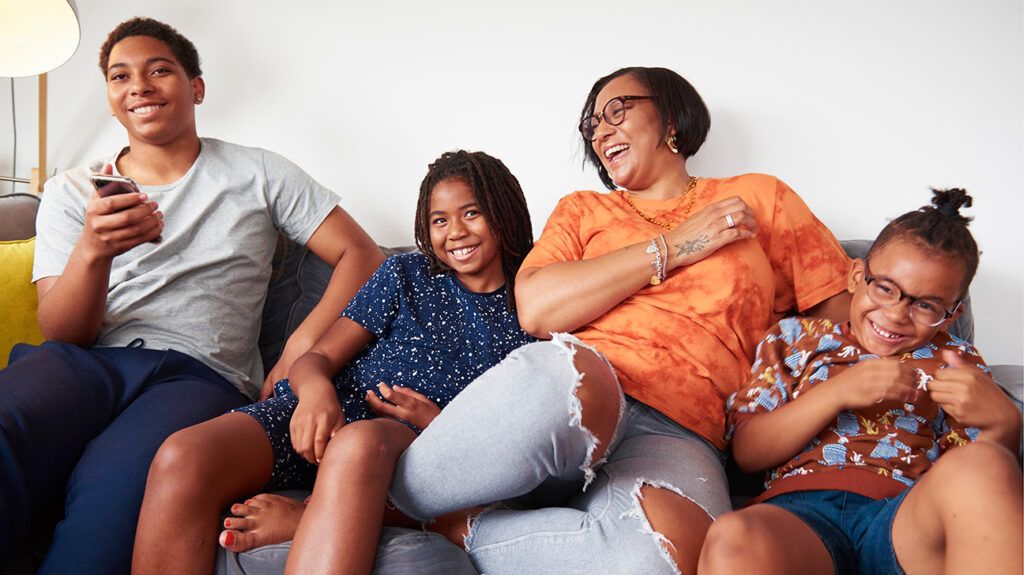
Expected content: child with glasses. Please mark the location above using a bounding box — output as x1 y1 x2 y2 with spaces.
699 188 1022 575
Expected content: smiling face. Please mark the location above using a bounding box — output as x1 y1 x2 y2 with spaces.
427 178 504 293
847 241 965 356
105 35 204 147
590 74 679 193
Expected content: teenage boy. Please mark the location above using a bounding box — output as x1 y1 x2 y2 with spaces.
0 17 383 575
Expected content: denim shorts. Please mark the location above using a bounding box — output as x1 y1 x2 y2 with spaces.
764 489 908 575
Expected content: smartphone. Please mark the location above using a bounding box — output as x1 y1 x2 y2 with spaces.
90 173 141 197
89 173 162 244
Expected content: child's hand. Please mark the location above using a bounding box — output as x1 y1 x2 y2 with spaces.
289 385 345 464
830 358 918 410
366 383 441 430
930 350 1021 446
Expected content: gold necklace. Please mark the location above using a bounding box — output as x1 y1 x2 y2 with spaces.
623 176 700 230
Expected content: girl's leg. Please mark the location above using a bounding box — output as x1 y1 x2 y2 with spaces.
131 412 273 575
890 441 1022 575
698 505 835 575
390 336 625 521
285 419 416 575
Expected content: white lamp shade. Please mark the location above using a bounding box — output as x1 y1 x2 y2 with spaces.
0 0 80 78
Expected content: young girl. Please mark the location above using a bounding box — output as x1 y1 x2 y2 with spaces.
131 150 535 574
699 189 1022 574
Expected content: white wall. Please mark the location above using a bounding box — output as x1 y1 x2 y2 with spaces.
1 0 1021 364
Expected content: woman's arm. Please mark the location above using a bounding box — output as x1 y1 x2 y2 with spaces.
516 196 755 336
260 207 385 399
515 242 658 337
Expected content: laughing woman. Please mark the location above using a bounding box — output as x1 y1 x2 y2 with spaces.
385 66 853 574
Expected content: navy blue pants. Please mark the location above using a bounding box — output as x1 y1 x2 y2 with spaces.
0 342 249 575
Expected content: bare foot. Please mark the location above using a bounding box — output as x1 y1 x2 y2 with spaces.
219 493 307 552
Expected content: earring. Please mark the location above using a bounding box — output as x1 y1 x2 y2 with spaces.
195 96 203 104
665 135 679 154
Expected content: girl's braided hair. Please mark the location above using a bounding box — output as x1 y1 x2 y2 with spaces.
414 150 533 311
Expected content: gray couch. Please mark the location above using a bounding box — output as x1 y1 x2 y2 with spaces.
1 191 1021 574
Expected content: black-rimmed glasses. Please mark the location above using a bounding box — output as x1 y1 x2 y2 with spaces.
579 95 654 141
863 263 961 327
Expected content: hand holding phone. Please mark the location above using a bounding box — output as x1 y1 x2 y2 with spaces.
88 172 163 244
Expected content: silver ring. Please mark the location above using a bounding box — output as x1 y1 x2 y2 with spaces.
725 213 735 228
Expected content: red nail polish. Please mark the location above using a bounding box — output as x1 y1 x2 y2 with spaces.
224 531 235 547
224 519 232 528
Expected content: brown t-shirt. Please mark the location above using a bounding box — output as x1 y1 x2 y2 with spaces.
728 318 985 502
520 174 849 449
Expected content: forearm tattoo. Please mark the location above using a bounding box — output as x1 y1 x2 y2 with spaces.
675 235 709 257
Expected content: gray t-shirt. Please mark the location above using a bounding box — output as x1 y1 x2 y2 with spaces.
33 138 340 399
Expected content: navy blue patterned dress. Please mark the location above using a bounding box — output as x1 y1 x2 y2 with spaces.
236 252 535 489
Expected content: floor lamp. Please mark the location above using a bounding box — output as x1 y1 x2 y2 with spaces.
0 0 80 194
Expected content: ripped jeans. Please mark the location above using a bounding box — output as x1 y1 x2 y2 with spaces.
389 335 731 575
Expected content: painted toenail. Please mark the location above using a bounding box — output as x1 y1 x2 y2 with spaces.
224 518 232 528
224 531 235 546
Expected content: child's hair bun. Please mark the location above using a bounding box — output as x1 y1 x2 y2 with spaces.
930 188 973 222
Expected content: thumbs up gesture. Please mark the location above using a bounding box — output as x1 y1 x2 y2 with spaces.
930 349 1021 451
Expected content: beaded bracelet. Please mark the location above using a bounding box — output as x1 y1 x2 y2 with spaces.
646 238 664 286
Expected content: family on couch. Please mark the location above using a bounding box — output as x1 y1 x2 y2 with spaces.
0 16 1019 575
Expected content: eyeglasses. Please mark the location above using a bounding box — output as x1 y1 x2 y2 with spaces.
863 263 960 327
579 95 654 141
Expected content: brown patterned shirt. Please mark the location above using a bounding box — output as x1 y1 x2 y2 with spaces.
728 318 986 502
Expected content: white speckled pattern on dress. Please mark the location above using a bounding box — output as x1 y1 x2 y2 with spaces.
235 253 535 489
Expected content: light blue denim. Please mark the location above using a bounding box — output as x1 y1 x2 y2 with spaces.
389 334 731 575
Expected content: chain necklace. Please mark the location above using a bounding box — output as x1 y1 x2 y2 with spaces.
623 176 700 230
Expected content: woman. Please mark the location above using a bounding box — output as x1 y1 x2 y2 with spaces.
386 67 852 574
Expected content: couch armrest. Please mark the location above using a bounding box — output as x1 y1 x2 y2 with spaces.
0 193 41 241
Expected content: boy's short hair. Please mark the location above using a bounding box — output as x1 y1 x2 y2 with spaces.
98 17 202 78
867 188 979 296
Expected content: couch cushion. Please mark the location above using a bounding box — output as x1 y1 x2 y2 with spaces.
258 241 417 378
0 238 45 367
258 239 335 376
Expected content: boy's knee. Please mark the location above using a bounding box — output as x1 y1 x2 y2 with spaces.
930 441 1021 490
700 512 770 571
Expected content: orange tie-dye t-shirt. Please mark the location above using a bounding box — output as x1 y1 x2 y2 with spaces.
519 174 850 449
